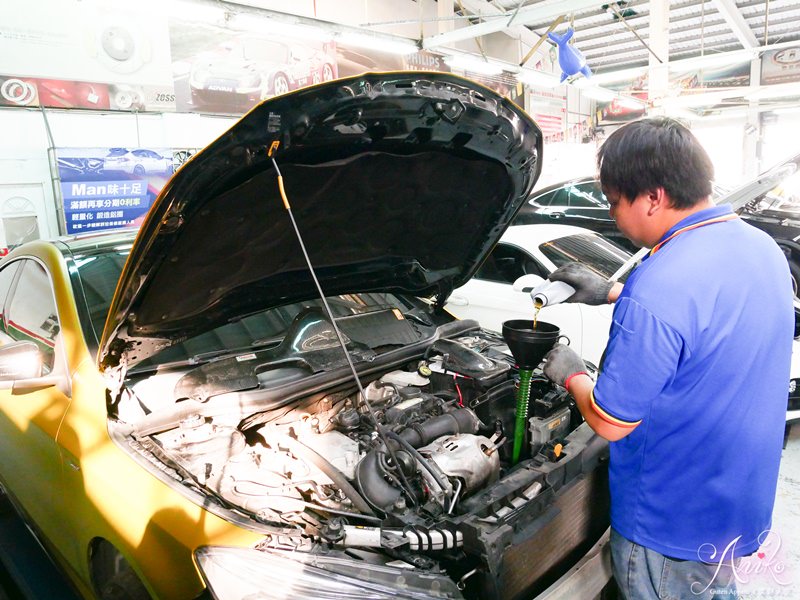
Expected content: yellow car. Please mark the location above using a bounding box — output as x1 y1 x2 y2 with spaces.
0 72 611 600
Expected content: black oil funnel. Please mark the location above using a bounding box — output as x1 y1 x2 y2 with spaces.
503 319 562 465
502 319 561 369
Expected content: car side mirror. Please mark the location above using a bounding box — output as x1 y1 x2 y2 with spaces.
0 341 68 394
0 341 44 381
512 274 545 293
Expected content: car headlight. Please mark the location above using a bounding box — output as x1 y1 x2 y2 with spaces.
235 74 261 92
190 68 211 87
195 546 463 599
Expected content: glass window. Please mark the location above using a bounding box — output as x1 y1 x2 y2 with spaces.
564 182 608 209
0 262 20 342
475 243 546 284
3 216 40 248
529 189 558 208
65 243 427 367
539 233 632 282
69 250 130 347
244 39 289 63
6 260 60 373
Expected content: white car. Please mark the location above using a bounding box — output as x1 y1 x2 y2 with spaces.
103 147 174 177
446 224 630 367
446 223 800 437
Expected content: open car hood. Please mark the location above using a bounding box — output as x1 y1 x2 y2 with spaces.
100 72 542 370
719 152 800 212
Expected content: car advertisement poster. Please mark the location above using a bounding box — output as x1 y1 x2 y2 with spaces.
0 74 174 111
0 0 175 111
761 46 800 85
170 16 338 114
56 147 176 234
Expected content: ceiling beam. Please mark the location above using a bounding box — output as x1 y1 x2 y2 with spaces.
711 0 758 49
456 0 553 51
422 0 600 49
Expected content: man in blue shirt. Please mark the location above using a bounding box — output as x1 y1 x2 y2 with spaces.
542 117 793 599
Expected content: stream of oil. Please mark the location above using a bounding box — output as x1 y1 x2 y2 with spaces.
533 299 543 329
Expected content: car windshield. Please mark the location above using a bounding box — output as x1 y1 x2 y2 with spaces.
243 39 289 62
754 169 800 213
539 233 632 282
65 243 429 371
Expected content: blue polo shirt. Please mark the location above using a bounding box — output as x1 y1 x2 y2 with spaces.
593 204 793 561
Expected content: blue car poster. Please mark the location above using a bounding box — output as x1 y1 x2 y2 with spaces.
56 147 176 234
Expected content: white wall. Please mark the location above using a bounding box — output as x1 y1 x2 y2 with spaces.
690 116 748 186
0 107 239 241
762 112 800 169
241 0 440 38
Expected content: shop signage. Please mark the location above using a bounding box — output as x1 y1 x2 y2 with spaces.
56 147 176 234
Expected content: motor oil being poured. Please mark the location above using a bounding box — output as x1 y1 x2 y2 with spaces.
530 280 576 330
533 298 543 329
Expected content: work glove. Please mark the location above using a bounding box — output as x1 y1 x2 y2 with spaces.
543 344 587 392
548 263 615 305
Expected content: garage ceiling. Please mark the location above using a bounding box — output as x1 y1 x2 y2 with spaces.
433 0 800 114
481 0 800 75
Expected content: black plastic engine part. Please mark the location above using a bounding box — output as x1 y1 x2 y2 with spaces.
430 339 510 383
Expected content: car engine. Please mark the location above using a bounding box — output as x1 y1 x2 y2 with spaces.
119 324 608 599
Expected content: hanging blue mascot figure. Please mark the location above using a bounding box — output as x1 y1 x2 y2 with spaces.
548 27 592 82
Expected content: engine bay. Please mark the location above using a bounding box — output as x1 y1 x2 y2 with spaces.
114 320 608 599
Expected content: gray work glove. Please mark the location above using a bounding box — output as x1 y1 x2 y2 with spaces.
548 263 614 305
543 344 587 390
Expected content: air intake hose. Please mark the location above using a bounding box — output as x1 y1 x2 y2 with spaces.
399 408 480 447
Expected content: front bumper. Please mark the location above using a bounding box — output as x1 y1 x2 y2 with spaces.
534 527 612 600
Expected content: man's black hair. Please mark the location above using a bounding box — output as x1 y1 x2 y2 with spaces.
597 117 714 209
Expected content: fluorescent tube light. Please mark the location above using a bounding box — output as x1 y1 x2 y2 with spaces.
517 70 561 88
747 83 800 100
580 86 617 102
591 67 648 86
337 33 418 56
444 54 505 76
615 95 645 109
661 89 746 109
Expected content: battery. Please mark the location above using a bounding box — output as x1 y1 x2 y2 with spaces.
529 406 570 456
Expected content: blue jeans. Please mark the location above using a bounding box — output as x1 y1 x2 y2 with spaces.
611 529 740 600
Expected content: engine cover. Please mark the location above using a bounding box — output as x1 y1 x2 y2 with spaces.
418 434 500 494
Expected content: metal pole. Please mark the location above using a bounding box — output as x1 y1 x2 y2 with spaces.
39 106 67 236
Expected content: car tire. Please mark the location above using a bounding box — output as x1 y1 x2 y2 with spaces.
272 74 290 96
322 63 334 81
789 257 800 299
133 164 146 177
99 569 151 600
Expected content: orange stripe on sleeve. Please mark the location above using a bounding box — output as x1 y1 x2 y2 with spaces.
590 389 641 428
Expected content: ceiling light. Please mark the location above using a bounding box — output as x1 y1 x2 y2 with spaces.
661 90 746 109
443 55 505 76
337 33 418 56
747 83 800 100
770 106 800 115
580 86 617 102
590 66 647 86
615 95 645 109
517 70 561 88
670 49 753 72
